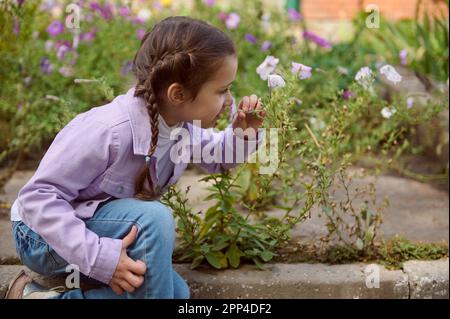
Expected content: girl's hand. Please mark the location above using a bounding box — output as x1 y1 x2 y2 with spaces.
232 94 266 136
109 226 147 295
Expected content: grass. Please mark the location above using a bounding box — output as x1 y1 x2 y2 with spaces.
272 236 449 270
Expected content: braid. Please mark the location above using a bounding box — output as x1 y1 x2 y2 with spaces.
133 55 177 200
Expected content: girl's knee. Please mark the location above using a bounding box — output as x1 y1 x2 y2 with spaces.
133 201 175 244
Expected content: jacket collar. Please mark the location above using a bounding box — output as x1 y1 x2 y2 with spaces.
124 87 153 156
124 87 188 156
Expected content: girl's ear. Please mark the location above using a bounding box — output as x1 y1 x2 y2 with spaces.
166 83 187 105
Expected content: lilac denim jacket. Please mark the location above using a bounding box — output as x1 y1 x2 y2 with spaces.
16 87 264 284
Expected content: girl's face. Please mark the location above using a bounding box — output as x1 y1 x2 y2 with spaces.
180 55 238 128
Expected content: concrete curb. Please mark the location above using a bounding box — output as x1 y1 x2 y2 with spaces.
1 258 448 299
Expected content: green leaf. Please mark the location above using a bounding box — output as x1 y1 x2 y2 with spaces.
252 257 265 270
205 251 228 269
190 255 204 269
260 250 275 262
226 243 244 268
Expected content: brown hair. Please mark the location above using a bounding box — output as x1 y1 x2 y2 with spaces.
132 16 236 200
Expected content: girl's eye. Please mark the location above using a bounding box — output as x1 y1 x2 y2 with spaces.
221 87 231 94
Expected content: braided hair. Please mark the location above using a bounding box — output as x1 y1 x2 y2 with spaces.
132 16 236 200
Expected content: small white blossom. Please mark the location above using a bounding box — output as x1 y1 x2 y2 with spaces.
137 9 152 22
268 74 286 88
256 55 279 81
379 64 402 84
381 107 397 119
355 66 374 89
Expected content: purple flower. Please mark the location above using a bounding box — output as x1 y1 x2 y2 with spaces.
288 8 302 22
80 30 96 42
40 57 53 74
59 66 74 77
46 20 64 37
261 41 272 52
13 19 20 35
54 40 71 60
204 0 215 6
342 89 354 100
17 0 25 6
244 33 257 44
406 97 414 109
399 49 408 65
291 62 312 79
121 61 133 76
90 2 113 20
118 6 131 17
225 13 240 30
137 28 146 40
45 40 53 52
303 30 332 49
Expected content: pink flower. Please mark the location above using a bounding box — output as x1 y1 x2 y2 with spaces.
137 28 146 40
218 12 228 21
288 8 302 22
46 20 64 37
118 6 131 17
342 89 354 100
225 13 240 30
80 30 96 42
291 62 312 79
204 0 215 6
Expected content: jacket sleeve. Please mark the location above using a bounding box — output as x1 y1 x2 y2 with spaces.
17 116 122 284
192 122 266 174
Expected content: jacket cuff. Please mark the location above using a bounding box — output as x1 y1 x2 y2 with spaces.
89 237 122 284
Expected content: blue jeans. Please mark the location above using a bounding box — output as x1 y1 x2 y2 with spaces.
11 198 190 299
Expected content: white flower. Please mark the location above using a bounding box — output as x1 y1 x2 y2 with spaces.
291 62 312 79
267 74 285 88
379 64 402 84
381 107 397 119
256 55 279 81
137 8 152 22
355 66 374 89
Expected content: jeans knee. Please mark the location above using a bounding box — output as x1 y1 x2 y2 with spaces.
135 201 175 246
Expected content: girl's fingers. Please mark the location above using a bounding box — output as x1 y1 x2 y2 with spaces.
242 96 250 112
249 94 258 110
110 282 124 295
118 279 135 294
126 259 147 276
125 272 144 289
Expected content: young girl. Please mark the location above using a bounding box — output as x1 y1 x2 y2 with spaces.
6 16 265 299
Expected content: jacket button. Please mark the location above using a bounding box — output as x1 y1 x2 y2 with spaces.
116 186 124 194
86 201 93 206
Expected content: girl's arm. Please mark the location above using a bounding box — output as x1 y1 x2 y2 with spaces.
190 97 266 173
17 116 122 285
